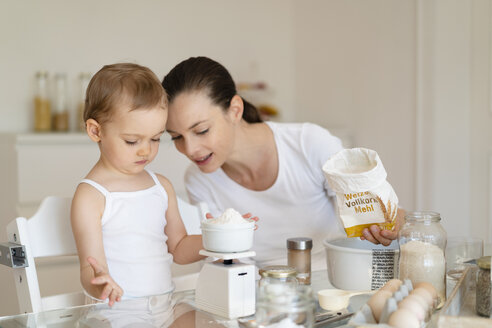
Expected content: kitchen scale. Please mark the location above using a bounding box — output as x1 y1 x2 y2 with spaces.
195 249 256 319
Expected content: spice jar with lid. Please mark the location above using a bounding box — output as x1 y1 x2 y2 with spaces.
476 256 491 317
287 237 313 285
398 211 447 309
34 71 51 132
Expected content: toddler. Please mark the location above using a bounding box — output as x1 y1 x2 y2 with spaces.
71 63 204 306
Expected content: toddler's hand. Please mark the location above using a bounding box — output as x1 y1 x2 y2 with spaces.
87 256 124 306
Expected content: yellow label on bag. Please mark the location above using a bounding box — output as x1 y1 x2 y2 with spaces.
344 221 396 238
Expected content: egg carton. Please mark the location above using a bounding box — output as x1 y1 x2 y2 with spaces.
348 279 432 327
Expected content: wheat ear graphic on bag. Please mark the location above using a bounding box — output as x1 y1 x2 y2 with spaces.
375 196 397 223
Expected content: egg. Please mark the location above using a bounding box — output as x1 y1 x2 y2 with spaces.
367 290 393 322
405 294 431 321
381 279 403 293
398 297 426 322
411 287 434 308
413 281 438 301
388 308 420 328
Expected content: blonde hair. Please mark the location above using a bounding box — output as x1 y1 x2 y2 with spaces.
84 63 167 124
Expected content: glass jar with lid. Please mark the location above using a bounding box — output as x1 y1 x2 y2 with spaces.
259 265 298 289
398 211 447 309
476 256 491 317
287 237 313 285
256 283 315 327
34 71 51 132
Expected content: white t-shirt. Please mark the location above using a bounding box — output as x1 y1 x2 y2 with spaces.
185 122 346 270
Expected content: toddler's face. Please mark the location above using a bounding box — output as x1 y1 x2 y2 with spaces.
98 105 167 175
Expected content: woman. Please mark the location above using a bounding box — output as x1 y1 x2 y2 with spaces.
162 56 399 270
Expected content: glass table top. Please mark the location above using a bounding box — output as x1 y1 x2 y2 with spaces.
0 271 360 328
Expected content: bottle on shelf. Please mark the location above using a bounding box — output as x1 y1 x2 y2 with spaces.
53 73 69 132
34 71 51 132
77 73 91 132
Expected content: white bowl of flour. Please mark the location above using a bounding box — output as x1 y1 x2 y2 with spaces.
201 208 255 253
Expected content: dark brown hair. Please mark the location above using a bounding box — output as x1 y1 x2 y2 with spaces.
162 57 262 123
84 63 167 124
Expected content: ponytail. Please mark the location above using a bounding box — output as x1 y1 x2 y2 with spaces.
163 57 263 124
241 98 263 123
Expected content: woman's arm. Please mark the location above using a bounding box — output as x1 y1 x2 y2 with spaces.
158 174 205 264
71 184 123 305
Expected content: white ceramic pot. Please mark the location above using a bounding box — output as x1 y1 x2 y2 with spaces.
323 238 399 291
201 221 255 253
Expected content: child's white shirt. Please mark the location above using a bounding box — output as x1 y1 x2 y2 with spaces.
80 169 173 298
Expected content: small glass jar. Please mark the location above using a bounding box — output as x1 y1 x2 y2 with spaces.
259 265 298 289
287 237 313 285
476 256 491 317
398 211 447 309
256 283 315 327
34 71 51 132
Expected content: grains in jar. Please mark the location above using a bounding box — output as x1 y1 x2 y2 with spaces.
476 256 491 317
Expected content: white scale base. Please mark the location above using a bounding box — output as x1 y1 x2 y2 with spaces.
195 250 256 319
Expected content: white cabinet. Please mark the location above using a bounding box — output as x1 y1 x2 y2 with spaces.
0 132 190 316
0 133 190 220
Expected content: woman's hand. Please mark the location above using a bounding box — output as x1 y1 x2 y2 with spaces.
360 208 406 246
205 212 259 229
87 256 123 306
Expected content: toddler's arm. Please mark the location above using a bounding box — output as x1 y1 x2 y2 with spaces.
157 174 205 264
71 183 123 305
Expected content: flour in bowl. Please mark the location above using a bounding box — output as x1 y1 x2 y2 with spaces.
206 208 249 225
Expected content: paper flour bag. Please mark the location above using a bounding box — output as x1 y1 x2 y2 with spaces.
322 148 398 238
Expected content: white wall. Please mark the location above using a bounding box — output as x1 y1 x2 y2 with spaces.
292 0 416 210
0 0 296 133
469 0 492 243
417 0 492 241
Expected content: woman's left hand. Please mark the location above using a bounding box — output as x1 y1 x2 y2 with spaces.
360 208 406 246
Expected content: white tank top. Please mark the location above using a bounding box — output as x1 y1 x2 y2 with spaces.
80 169 174 298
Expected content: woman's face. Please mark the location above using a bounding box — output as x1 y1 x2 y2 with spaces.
166 91 237 173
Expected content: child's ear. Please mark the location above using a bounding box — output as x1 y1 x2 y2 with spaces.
227 95 244 124
86 119 102 142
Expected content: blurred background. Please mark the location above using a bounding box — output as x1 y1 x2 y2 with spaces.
0 0 490 316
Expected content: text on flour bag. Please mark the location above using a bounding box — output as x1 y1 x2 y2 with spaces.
322 148 399 238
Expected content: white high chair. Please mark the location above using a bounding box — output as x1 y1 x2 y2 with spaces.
4 195 207 315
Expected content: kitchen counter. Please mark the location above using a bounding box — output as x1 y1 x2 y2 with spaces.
0 270 359 328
